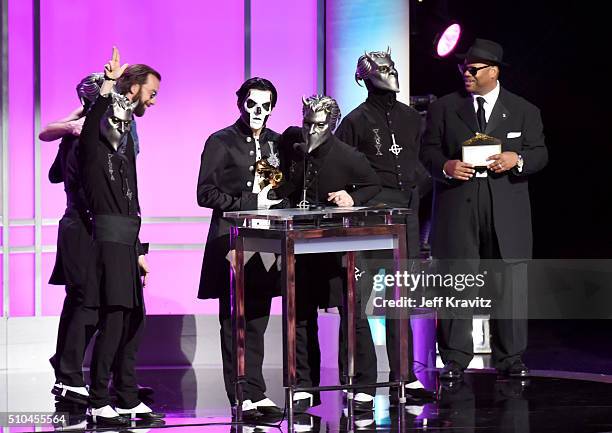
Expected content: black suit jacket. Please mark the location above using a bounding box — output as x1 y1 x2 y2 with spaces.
197 119 281 299
420 87 548 260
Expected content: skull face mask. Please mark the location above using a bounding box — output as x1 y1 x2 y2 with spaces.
100 93 136 150
240 89 273 131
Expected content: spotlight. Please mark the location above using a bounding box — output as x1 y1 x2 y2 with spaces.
433 23 461 58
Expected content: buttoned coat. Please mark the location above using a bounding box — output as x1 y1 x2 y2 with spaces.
197 120 281 299
420 87 548 260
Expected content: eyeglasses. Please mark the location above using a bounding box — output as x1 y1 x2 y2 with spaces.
458 64 491 77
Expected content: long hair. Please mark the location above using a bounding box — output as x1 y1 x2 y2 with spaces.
115 64 161 95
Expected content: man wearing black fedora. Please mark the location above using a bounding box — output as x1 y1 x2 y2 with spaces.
420 38 548 380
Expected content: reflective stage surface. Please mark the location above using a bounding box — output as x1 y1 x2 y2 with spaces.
5 367 612 433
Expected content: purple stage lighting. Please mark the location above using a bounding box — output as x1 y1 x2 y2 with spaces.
434 23 461 57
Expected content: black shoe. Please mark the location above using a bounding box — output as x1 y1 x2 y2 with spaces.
352 399 374 412
115 402 165 420
406 386 436 401
340 410 375 430
390 385 436 405
293 413 321 432
253 397 283 417
343 393 374 412
127 417 167 428
51 383 89 405
255 406 284 417
440 361 464 381
500 360 530 378
87 406 130 427
231 404 264 421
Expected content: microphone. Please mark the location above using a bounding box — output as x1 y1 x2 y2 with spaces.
293 142 308 153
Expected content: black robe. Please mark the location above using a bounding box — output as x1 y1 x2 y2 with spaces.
78 95 144 308
277 127 381 307
48 135 94 290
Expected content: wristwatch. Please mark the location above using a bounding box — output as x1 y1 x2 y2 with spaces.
516 154 524 173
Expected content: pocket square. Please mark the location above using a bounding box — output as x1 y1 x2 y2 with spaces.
507 132 522 138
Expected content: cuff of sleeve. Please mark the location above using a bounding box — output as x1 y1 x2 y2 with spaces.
240 191 258 210
138 242 149 255
349 193 362 206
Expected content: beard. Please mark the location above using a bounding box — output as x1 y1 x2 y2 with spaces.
131 88 146 117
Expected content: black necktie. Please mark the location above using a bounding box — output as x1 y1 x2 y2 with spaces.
476 96 486 132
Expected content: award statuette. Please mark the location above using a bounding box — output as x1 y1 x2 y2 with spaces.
255 158 283 189
461 133 503 167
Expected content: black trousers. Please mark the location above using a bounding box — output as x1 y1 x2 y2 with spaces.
437 178 528 370
89 307 145 408
352 187 420 384
218 255 276 405
295 254 376 397
53 284 99 387
337 304 378 396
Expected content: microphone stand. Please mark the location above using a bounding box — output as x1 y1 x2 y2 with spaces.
301 151 324 211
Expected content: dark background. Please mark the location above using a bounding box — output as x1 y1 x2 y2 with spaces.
409 0 612 373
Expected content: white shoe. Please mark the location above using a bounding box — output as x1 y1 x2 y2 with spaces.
354 392 374 402
54 383 89 396
406 379 425 390
87 405 126 425
293 392 313 403
293 416 314 432
406 405 424 416
116 402 164 420
115 401 152 416
241 399 256 411
253 397 277 407
52 382 89 403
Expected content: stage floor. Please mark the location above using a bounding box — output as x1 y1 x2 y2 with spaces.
4 366 612 432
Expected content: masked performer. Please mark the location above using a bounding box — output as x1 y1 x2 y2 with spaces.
197 77 285 419
77 47 163 425
334 49 435 402
44 72 154 406
276 95 381 412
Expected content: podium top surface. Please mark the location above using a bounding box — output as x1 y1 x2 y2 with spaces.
223 206 410 222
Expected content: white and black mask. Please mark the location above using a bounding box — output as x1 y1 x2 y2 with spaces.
100 93 136 150
240 89 273 131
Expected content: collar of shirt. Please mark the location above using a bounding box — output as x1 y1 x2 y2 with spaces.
233 118 270 142
365 89 397 112
308 134 334 160
472 80 500 122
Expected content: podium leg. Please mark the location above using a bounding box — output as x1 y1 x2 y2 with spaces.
282 237 296 425
394 225 409 403
346 250 356 419
231 228 246 421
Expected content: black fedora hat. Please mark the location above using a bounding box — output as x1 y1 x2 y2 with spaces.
456 38 508 66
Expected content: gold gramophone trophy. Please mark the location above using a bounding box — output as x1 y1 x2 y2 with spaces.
462 133 502 167
255 158 283 189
